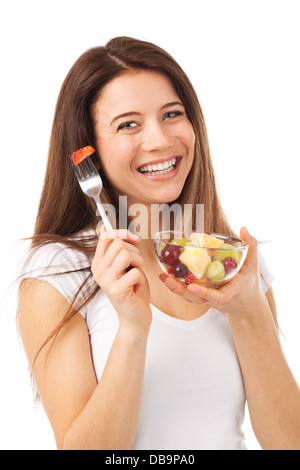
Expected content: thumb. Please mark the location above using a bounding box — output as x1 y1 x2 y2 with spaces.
100 223 107 234
240 227 258 268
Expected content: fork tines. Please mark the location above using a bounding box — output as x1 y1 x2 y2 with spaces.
73 157 96 179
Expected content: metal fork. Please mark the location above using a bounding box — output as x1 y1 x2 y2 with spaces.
71 156 113 231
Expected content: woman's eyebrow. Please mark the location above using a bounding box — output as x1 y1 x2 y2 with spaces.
110 111 141 126
110 101 184 126
161 101 184 110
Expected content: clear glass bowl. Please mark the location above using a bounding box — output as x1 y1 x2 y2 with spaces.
154 231 249 288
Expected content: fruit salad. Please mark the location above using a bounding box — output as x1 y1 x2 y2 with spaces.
155 232 248 288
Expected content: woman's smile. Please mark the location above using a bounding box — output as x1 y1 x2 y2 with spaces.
137 154 183 179
93 70 195 205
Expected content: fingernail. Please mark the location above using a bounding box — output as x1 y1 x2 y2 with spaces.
166 281 176 290
243 227 251 238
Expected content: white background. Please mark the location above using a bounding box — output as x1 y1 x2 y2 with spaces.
0 0 299 450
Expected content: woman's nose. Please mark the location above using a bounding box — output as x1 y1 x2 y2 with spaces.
141 122 173 152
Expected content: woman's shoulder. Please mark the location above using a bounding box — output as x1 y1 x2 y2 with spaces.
23 234 91 275
18 229 97 313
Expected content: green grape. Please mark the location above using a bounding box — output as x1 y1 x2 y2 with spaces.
206 261 225 281
214 244 241 264
170 238 193 246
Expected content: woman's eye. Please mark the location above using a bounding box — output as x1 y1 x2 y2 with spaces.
164 111 183 120
118 121 138 131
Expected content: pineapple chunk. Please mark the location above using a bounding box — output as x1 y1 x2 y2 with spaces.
189 232 225 249
179 248 211 279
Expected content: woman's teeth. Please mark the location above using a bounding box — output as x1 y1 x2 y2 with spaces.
139 158 177 175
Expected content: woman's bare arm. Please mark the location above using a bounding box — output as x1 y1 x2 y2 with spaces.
228 290 300 450
18 279 149 450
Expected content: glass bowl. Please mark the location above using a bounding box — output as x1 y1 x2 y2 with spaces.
154 231 249 288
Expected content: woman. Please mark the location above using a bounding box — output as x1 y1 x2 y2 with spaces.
18 36 300 450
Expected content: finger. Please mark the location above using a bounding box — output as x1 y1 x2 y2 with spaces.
102 239 140 268
240 227 258 269
110 249 144 278
93 247 144 288
99 223 106 234
95 228 140 261
100 228 140 243
159 275 208 304
186 283 234 306
159 273 238 308
93 233 114 263
116 267 143 292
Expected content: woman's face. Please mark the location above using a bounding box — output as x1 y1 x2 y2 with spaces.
93 70 195 207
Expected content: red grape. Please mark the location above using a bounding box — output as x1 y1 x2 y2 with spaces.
222 257 238 274
173 263 188 278
159 244 182 266
184 272 197 285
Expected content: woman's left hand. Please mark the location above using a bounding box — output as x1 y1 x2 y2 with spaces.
159 227 269 318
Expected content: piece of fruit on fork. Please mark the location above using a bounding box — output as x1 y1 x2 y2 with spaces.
71 146 95 165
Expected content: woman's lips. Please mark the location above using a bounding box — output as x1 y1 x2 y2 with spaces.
137 154 180 170
138 156 182 181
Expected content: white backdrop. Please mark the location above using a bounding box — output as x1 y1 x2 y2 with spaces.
0 0 299 450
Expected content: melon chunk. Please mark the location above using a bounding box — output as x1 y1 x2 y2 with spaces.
179 248 211 279
189 233 225 249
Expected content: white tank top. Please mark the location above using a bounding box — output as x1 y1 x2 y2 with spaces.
19 231 274 450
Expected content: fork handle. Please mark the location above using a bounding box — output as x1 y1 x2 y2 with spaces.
94 198 113 231
95 196 133 273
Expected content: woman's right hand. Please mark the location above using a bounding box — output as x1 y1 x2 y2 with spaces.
91 225 152 333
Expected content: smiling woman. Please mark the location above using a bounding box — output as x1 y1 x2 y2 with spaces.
17 36 300 450
92 70 195 204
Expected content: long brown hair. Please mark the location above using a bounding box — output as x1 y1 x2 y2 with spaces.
25 36 266 354
35 36 229 239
